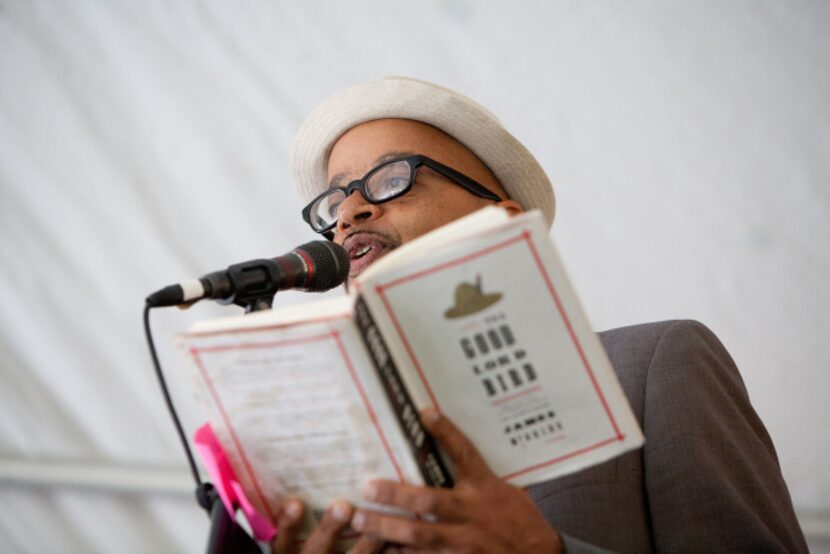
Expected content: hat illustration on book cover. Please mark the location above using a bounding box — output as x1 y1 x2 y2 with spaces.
444 275 503 319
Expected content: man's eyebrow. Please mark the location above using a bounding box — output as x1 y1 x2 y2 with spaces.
327 151 417 188
373 151 415 165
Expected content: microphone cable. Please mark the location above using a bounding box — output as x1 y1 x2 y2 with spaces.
143 303 212 509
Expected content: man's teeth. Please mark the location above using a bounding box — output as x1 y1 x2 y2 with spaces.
354 245 372 259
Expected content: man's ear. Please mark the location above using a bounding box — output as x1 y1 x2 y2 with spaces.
496 199 524 217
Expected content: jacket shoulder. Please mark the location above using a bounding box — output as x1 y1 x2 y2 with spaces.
595 320 711 415
597 320 727 388
597 319 717 359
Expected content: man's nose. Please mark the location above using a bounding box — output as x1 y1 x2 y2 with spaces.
336 191 383 233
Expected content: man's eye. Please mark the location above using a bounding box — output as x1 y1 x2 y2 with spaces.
379 176 409 191
314 196 341 221
390 177 409 187
326 200 342 217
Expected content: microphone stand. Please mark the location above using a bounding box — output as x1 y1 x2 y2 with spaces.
204 484 261 554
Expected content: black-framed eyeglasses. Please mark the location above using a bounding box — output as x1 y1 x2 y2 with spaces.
301 154 502 234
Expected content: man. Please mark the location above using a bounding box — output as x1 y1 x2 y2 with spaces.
272 77 807 553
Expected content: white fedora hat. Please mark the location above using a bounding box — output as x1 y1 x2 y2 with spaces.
290 76 555 228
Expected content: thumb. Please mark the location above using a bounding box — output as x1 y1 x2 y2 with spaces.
420 408 493 482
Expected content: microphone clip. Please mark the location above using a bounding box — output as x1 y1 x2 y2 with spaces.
204 258 284 313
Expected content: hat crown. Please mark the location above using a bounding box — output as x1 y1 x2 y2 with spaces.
454 282 486 305
444 280 503 319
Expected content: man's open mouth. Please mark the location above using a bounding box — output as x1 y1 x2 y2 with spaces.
343 232 397 279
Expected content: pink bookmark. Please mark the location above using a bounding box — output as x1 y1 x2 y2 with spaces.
193 423 277 542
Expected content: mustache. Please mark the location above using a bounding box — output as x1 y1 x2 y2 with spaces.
341 229 400 249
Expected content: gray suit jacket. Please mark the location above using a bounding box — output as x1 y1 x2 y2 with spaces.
528 320 807 553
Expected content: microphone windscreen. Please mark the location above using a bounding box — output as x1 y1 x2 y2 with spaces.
295 241 350 291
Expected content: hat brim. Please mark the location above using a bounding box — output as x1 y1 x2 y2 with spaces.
290 77 555 228
444 292 503 319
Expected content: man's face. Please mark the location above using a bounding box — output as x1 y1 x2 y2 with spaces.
326 118 521 280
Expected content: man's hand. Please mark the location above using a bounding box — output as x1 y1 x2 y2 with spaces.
271 498 383 554
350 408 563 553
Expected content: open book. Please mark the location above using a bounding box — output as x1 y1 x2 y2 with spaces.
177 207 643 529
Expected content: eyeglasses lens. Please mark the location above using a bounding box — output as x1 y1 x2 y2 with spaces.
365 160 412 201
311 190 345 231
311 160 414 231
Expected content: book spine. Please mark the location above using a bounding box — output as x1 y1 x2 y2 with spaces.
354 296 453 488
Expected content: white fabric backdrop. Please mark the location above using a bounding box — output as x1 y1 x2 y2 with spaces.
1 1 828 551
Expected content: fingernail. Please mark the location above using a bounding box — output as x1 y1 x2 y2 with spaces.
362 481 378 501
285 499 303 520
421 407 440 424
330 500 352 522
351 510 366 530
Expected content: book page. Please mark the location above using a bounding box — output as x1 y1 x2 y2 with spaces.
358 210 643 487
177 315 422 529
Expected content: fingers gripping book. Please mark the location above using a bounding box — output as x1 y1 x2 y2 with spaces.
177 207 643 531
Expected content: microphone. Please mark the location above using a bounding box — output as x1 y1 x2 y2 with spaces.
146 241 350 308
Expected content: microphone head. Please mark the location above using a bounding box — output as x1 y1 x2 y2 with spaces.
294 241 350 292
